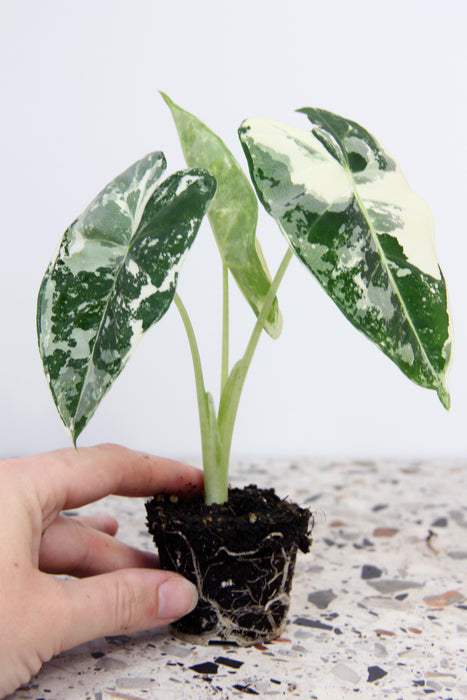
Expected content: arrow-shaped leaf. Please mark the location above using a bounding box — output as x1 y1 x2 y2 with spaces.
239 111 452 407
161 92 282 339
37 152 216 441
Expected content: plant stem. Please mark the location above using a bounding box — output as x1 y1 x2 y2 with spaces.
175 247 293 505
174 293 223 503
174 294 206 405
221 262 229 393
218 247 294 473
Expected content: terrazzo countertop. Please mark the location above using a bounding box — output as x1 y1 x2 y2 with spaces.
11 458 467 699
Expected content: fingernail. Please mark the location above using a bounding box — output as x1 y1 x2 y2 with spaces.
158 578 198 620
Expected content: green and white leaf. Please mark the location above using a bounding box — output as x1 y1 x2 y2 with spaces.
239 110 452 407
161 92 282 339
37 152 216 442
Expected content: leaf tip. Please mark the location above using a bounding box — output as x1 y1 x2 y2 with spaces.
159 90 172 107
159 91 182 118
69 419 84 449
237 120 252 143
437 384 451 411
265 306 283 339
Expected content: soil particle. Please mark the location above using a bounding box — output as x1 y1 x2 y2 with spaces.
373 527 399 537
361 565 383 580
423 590 465 607
307 589 337 609
215 656 243 669
431 517 448 527
190 662 219 674
293 618 333 631
367 665 388 682
366 579 423 594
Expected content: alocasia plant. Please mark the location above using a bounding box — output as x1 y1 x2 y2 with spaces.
37 95 452 505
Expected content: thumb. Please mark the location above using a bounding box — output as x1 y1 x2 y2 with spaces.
56 569 198 651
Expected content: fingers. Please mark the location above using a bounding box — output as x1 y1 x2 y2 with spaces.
55 569 198 651
26 444 203 521
71 513 119 536
39 514 158 576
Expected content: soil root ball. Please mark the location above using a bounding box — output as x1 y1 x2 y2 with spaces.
146 485 313 645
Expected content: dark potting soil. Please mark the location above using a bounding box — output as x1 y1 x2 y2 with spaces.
145 485 313 644
146 484 311 555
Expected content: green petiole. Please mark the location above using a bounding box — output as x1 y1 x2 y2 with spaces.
221 262 229 394
176 247 293 505
217 247 293 480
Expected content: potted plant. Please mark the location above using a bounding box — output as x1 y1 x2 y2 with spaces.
37 94 452 646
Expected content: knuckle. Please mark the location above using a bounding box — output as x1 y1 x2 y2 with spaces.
96 442 125 455
112 577 145 632
0 654 42 698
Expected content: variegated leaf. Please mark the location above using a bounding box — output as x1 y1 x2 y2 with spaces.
239 111 452 407
37 152 216 441
161 92 282 339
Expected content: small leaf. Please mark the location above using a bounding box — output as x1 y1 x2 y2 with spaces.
218 360 243 428
37 152 216 441
217 359 244 469
161 92 282 339
239 111 452 407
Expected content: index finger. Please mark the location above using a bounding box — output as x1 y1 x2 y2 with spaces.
22 443 204 516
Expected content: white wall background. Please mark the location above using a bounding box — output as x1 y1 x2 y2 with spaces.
2 0 466 461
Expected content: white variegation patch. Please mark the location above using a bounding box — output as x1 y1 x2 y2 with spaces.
69 327 96 359
242 118 441 280
127 318 145 352
128 282 158 311
242 119 351 214
63 236 126 275
366 283 395 320
398 343 415 365
359 171 441 280
174 172 201 197
126 259 139 276
297 241 333 275
68 230 86 256
335 228 366 271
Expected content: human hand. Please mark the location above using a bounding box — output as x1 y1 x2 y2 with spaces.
0 443 203 697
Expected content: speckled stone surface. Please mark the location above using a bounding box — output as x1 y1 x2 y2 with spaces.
11 458 467 699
